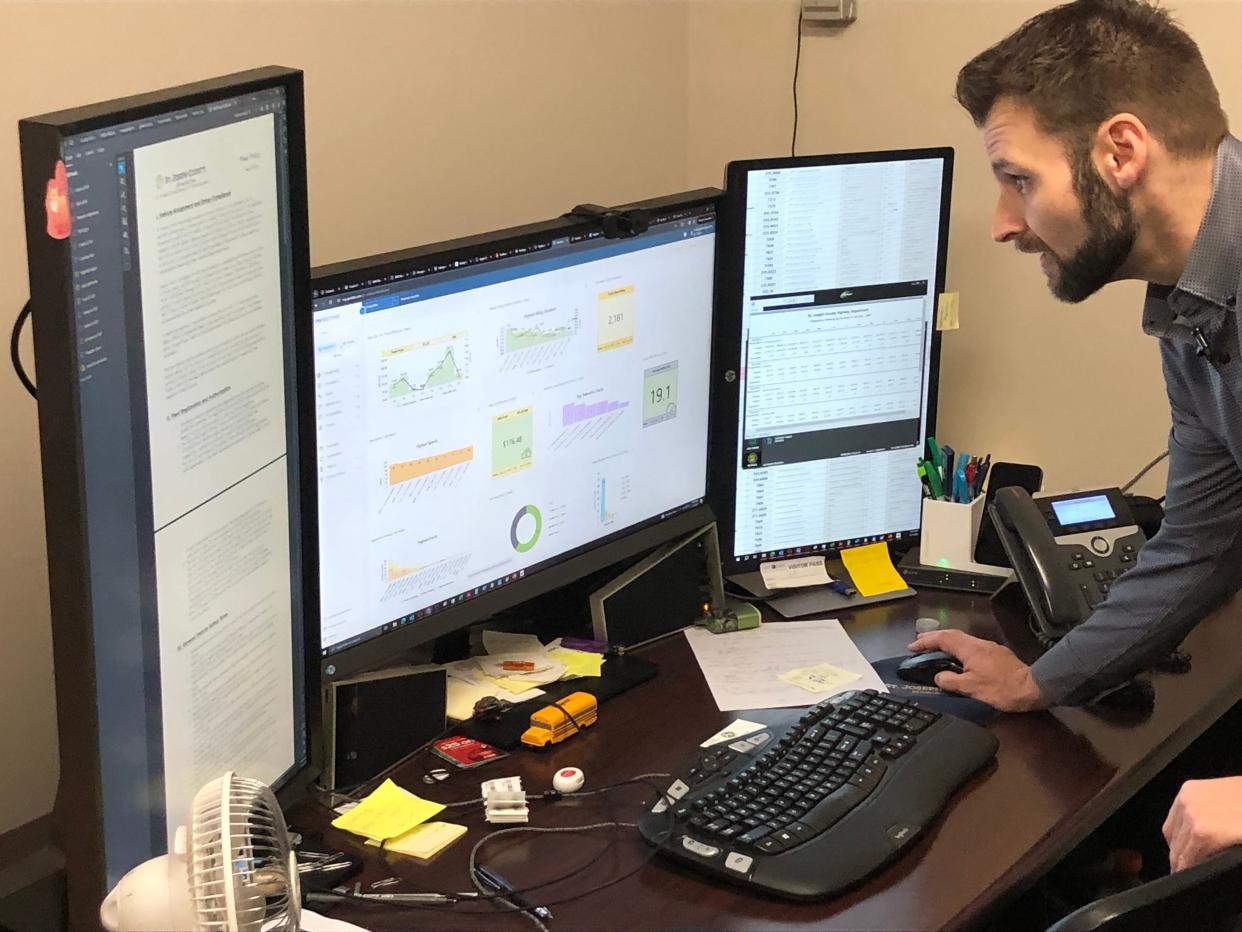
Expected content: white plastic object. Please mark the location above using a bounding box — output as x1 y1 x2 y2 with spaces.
99 854 196 932
99 772 301 932
553 767 585 793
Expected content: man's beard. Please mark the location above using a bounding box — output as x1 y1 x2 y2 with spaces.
1030 149 1139 303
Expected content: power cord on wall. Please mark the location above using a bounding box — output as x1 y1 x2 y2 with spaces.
11 301 36 399
1121 450 1168 495
791 4 805 156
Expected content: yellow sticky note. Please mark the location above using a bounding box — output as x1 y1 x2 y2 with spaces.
330 779 445 841
549 648 605 678
365 821 467 860
839 542 907 597
779 663 861 694
936 292 960 331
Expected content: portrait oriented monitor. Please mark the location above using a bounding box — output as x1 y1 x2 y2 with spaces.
312 191 719 681
17 68 314 919
711 149 953 575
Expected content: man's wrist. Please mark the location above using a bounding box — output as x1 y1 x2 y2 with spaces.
1011 665 1047 711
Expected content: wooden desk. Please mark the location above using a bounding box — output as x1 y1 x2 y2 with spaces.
291 588 1242 930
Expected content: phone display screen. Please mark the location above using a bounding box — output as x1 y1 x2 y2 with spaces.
1051 495 1116 526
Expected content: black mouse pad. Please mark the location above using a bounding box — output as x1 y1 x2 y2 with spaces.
871 656 1000 725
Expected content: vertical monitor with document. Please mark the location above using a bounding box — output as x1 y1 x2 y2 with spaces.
713 149 953 571
18 68 312 900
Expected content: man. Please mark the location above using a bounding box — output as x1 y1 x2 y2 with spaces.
907 0 1242 871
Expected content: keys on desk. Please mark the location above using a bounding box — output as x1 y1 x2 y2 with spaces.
637 689 998 900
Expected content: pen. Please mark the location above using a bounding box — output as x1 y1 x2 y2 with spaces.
476 864 553 920
975 454 991 498
926 436 943 475
925 459 946 500
916 461 933 497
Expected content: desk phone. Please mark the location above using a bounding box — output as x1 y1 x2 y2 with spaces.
990 486 1147 645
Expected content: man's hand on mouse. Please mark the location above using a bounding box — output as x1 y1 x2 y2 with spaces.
907 629 1047 712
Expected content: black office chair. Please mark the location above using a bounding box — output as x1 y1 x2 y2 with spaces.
1046 846 1242 932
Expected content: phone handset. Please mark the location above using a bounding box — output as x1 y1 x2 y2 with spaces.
989 486 1091 637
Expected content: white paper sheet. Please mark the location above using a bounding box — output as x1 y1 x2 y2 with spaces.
684 619 886 712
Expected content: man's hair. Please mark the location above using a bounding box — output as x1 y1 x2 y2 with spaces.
956 0 1227 157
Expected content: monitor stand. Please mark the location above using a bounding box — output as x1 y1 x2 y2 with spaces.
729 555 916 619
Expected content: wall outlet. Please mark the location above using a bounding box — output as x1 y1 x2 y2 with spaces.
802 0 857 25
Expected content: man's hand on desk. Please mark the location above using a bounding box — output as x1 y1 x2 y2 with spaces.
907 629 1047 712
1163 777 1242 872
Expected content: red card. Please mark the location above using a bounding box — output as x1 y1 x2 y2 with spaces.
431 736 507 769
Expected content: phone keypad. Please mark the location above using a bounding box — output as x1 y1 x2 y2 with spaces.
1066 535 1142 609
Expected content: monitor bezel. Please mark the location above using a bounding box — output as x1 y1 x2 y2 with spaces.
19 66 318 926
708 148 954 574
310 188 721 683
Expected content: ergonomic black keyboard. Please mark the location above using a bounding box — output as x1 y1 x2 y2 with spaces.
637 689 998 900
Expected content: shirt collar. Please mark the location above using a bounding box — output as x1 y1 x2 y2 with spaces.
1175 133 1242 312
1143 134 1242 340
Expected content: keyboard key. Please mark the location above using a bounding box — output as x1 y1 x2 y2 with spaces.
756 836 784 854
772 829 799 848
738 825 773 846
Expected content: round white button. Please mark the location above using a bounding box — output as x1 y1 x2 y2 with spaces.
553 767 585 793
1090 536 1109 555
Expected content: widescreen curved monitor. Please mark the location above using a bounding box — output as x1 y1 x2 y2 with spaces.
311 190 719 680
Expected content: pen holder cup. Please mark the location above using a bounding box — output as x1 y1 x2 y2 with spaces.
920 494 987 570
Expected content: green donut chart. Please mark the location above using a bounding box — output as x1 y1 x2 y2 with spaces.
510 504 542 553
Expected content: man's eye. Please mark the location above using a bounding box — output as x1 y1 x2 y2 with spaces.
1009 175 1028 193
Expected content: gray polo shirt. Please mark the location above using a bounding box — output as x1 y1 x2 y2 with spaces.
1031 133 1242 705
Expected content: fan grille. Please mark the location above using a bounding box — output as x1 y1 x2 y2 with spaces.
188 773 300 932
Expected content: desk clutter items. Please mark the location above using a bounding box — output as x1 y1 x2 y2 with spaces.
684 618 887 712
442 629 607 721
698 600 762 634
759 556 833 590
837 543 906 597
778 662 862 695
482 776 530 823
637 690 999 899
520 691 598 749
330 779 445 843
902 438 1015 589
552 766 586 794
700 720 767 748
431 735 507 770
364 821 468 861
917 436 991 503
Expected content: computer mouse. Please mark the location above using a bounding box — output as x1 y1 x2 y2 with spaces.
896 650 964 687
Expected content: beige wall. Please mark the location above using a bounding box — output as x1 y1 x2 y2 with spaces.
0 0 690 836
688 0 1242 497
3 0 1241 838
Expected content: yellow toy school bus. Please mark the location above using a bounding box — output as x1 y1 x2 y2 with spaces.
520 691 597 749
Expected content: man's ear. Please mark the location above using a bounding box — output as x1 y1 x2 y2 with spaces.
1096 113 1149 191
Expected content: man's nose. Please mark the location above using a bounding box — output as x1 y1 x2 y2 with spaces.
991 193 1026 244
